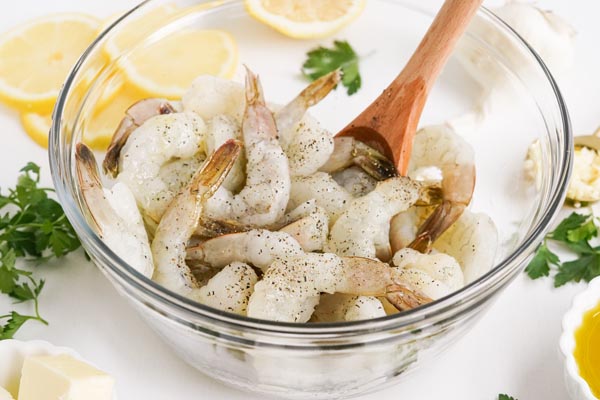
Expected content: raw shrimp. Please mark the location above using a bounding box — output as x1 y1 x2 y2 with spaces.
182 75 245 122
103 98 179 177
76 143 154 278
197 262 258 315
327 177 420 260
312 294 386 322
247 253 431 323
116 111 208 222
186 229 302 272
320 137 398 181
206 114 245 192
407 124 475 253
274 70 340 148
202 68 291 227
279 205 328 252
392 248 464 300
274 71 340 176
152 140 242 301
288 172 353 223
432 210 498 283
331 166 377 197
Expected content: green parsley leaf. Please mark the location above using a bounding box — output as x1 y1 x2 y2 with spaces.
498 395 517 400
547 212 590 242
0 311 46 340
0 163 81 340
302 40 362 95
527 211 600 286
567 218 597 242
525 243 559 279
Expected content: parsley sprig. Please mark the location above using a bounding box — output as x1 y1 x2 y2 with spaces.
526 212 600 287
498 395 517 400
0 163 81 340
302 40 362 95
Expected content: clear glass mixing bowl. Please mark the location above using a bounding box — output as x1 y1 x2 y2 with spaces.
49 0 572 398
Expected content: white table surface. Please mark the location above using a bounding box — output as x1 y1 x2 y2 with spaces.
0 1 597 399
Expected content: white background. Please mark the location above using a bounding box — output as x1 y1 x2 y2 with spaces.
0 0 598 399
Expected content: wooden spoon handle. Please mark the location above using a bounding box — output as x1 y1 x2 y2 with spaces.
339 0 482 175
397 0 482 95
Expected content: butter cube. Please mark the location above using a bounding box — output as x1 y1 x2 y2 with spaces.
18 354 114 400
0 387 14 400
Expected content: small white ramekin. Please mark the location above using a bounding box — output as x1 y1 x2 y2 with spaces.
560 277 600 400
0 340 85 398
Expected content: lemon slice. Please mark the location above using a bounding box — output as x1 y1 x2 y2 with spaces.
84 84 148 150
245 0 365 39
20 112 52 148
121 29 238 98
103 5 178 60
0 14 100 113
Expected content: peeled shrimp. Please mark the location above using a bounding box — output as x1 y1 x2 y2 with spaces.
182 75 245 122
274 70 340 147
327 177 420 260
197 262 258 315
206 115 245 192
407 124 475 253
203 68 291 227
152 140 242 301
433 210 498 283
392 248 464 300
103 98 180 177
331 166 377 197
312 294 386 322
247 253 431 323
288 172 353 223
279 205 328 252
116 112 208 222
186 229 302 272
320 137 398 181
76 143 154 278
274 71 339 176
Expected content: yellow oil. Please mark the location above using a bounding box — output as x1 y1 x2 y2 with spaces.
574 301 600 398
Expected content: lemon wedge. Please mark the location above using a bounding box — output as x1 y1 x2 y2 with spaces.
103 5 178 60
0 14 100 113
121 29 238 98
20 112 52 148
245 0 365 39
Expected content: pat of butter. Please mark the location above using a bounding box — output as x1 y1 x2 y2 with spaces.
18 354 114 400
0 386 14 400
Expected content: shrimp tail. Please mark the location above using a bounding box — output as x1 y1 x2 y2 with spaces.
385 283 432 311
193 139 243 200
409 201 466 253
103 98 177 177
296 69 341 107
352 140 399 180
320 137 398 180
76 143 110 232
410 163 475 252
244 65 266 106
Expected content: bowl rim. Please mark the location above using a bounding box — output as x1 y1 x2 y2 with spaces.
559 276 600 400
49 0 573 336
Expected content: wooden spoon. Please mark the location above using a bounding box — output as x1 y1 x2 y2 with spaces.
337 0 482 176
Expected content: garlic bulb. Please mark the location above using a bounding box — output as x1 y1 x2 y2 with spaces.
455 1 576 118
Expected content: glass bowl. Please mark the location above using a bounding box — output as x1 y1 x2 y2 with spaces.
49 0 572 398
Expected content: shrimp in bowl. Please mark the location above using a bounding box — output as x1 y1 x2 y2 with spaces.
74 66 497 322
